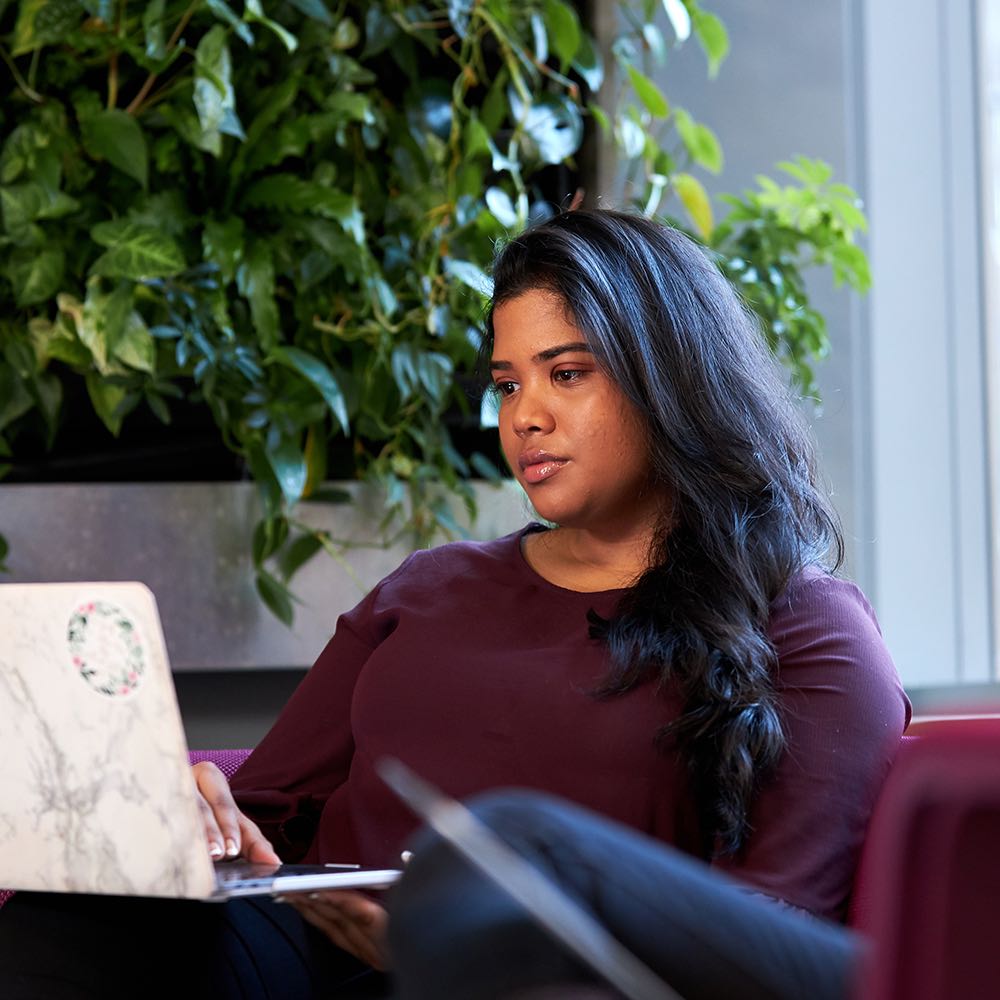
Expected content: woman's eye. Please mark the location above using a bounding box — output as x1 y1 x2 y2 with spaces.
493 380 518 397
553 369 584 383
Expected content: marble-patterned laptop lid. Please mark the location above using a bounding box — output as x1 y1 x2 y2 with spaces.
0 582 216 898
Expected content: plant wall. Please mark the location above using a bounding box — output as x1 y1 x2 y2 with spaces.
0 0 870 620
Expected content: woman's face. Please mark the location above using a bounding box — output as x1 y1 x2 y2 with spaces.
490 288 664 535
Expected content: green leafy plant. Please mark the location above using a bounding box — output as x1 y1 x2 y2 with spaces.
0 0 869 622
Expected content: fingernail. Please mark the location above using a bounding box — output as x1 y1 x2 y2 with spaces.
225 838 239 857
273 895 288 904
209 843 224 859
308 892 320 900
400 850 413 865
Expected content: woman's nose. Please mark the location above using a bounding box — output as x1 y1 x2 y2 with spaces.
510 384 555 436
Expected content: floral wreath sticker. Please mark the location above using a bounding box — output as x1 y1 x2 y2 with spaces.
67 601 145 698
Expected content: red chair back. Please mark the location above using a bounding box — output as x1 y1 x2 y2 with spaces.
853 720 1000 1000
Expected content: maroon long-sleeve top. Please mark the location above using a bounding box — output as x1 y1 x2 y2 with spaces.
231 525 910 920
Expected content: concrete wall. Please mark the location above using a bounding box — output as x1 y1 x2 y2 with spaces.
1 481 529 671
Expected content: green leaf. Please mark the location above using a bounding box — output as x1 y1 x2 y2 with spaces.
512 92 583 165
415 352 452 405
617 117 645 159
306 486 352 504
244 442 281 516
12 0 81 55
271 345 350 434
361 4 399 58
204 0 254 45
245 0 298 52
331 16 360 49
830 242 871 292
0 182 78 240
4 334 35 377
778 155 833 187
530 12 548 63
80 109 149 189
430 496 464 537
674 109 723 173
194 26 244 156
237 242 279 350
85 371 128 435
661 0 691 42
0 533 8 571
1 122 51 184
242 174 362 235
142 0 166 60
278 532 324 581
444 258 493 297
89 221 185 279
485 186 518 227
626 66 669 118
145 389 170 424
7 246 64 307
571 32 603 93
203 216 245 283
252 515 289 564
286 0 332 25
0 363 33 432
74 283 131 373
674 172 714 239
266 437 308 506
446 0 473 38
31 369 63 445
390 344 418 401
463 113 491 159
36 316 91 367
326 91 374 124
541 0 581 68
114 313 156 373
692 10 729 78
641 23 667 65
60 282 153 376
589 103 611 135
255 568 295 626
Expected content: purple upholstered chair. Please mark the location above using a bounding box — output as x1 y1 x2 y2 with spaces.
850 721 1000 1000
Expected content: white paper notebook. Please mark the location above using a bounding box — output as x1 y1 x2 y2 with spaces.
0 581 399 899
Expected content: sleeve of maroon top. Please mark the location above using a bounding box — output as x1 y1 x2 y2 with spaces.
712 572 911 921
228 579 393 861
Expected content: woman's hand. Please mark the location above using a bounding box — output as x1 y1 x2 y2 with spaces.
285 890 389 970
192 761 281 864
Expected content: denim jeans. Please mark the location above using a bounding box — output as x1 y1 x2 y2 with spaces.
387 789 864 1000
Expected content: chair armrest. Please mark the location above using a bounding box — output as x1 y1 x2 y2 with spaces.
188 748 253 780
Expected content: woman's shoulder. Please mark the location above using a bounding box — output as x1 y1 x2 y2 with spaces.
767 565 906 706
769 565 881 638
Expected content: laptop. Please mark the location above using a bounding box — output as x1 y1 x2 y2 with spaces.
377 758 680 1000
0 581 400 900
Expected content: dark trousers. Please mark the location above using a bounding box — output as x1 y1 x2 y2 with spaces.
0 891 390 999
387 790 865 1000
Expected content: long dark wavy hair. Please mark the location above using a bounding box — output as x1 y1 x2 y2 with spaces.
481 209 843 856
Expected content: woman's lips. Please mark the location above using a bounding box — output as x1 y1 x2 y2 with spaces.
518 451 569 485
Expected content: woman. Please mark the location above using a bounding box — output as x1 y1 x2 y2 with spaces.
222 209 906 985
0 211 908 998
